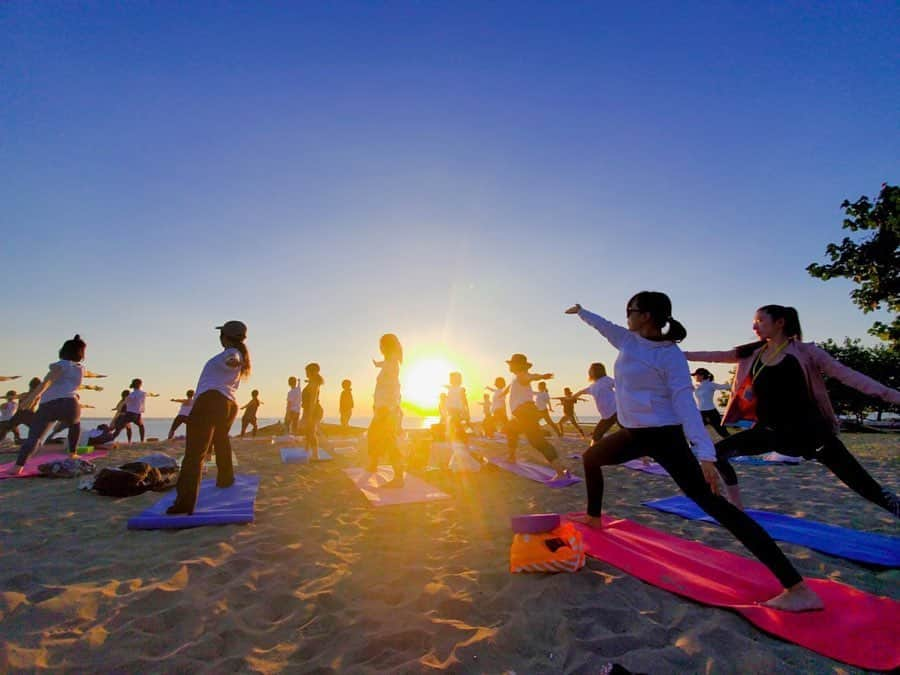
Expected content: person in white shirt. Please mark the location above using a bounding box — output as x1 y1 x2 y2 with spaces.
533 381 562 437
0 391 19 441
366 333 404 487
485 377 509 432
691 368 731 438
167 321 250 515
284 376 302 435
10 335 107 473
444 371 470 447
504 353 570 481
111 378 159 442
0 377 42 444
167 389 195 439
572 363 618 446
566 294 822 612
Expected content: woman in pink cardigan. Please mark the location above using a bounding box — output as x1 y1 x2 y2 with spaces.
684 305 900 516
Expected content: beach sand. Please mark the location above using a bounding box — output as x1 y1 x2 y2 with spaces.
0 432 897 673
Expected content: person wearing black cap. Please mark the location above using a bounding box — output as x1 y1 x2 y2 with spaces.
691 368 732 438
167 321 251 514
504 353 571 481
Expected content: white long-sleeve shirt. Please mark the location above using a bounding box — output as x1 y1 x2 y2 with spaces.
577 308 715 462
693 380 730 411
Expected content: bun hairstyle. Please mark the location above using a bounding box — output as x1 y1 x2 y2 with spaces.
588 362 607 380
59 334 87 361
628 291 687 342
735 305 804 358
379 333 403 363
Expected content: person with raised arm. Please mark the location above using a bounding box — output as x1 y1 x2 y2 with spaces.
566 294 823 612
366 334 404 487
504 354 571 481
239 389 262 438
301 364 324 460
572 363 618 447
167 321 250 515
684 304 900 515
690 368 732 439
111 378 159 442
554 387 588 438
168 390 195 439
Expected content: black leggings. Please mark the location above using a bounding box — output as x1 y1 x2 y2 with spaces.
168 414 190 438
16 398 81 466
700 408 731 438
112 411 144 442
591 413 618 444
558 413 585 436
715 426 897 515
506 402 558 462
171 391 238 513
583 424 802 589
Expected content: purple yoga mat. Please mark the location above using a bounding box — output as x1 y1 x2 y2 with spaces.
0 450 109 479
487 457 581 488
127 475 260 530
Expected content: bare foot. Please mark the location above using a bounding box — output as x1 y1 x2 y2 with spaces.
8 465 25 476
551 470 572 482
575 514 603 529
763 583 824 612
382 476 405 489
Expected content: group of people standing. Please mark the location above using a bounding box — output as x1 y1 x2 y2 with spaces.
5 292 899 614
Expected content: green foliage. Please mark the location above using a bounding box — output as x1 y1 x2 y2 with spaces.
807 184 900 346
817 338 900 422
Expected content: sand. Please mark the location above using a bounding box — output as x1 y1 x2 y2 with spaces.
0 432 897 673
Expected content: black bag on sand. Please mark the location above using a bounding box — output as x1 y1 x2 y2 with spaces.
93 462 179 497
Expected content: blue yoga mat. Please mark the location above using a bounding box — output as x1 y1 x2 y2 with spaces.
280 448 332 463
127 475 260 530
644 495 900 567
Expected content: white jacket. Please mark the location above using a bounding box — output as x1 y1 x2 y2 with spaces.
577 308 715 462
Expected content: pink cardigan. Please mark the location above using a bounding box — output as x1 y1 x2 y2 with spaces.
683 340 900 433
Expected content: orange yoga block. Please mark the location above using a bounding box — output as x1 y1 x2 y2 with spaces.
510 521 586 573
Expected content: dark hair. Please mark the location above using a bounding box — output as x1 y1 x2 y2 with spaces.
186 389 195 397
305 362 324 386
627 291 687 342
380 333 403 363
120 389 129 398
251 389 259 397
59 334 86 361
288 376 297 387
564 387 572 395
130 378 142 389
29 377 41 389
735 305 803 358
588 362 606 380
222 335 251 378
342 379 352 389
537 381 547 389
494 376 506 388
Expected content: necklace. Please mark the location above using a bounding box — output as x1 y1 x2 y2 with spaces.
750 340 789 382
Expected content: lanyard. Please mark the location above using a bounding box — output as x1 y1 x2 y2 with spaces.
750 340 789 383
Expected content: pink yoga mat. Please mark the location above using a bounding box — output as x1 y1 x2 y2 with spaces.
0 450 109 479
567 513 900 671
343 467 451 507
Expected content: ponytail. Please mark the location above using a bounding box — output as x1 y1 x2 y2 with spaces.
628 291 688 343
758 304 803 340
223 337 251 379
662 317 687 343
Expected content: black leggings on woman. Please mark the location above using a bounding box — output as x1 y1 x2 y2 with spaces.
506 402 559 462
16 398 80 466
700 408 731 438
582 424 802 588
715 426 898 516
169 390 238 514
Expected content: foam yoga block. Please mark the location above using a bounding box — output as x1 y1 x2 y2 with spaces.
127 475 260 530
568 513 900 671
511 513 561 534
644 495 900 567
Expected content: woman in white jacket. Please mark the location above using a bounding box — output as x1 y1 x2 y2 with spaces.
566 292 821 612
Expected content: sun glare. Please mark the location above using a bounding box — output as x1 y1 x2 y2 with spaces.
402 358 455 412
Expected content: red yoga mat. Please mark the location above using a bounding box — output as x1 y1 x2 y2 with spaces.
567 513 900 671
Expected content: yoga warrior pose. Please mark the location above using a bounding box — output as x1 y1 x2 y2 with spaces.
301 364 324 460
366 334 404 487
572 363 618 446
534 381 562 436
167 321 250 515
10 335 107 473
504 354 571 481
691 368 731 438
168 389 195 439
485 377 509 432
284 376 301 435
0 377 42 444
239 389 262 438
554 387 587 438
111 379 159 442
566 295 822 612
684 304 900 515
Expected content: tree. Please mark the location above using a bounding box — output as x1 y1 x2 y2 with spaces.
817 338 900 422
807 184 900 348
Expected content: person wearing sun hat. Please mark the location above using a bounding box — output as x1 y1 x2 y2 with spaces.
504 353 571 481
167 321 251 515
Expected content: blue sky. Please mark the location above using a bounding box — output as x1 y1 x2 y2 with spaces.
2 2 898 417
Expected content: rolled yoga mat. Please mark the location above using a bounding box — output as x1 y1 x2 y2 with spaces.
127 475 260 530
566 513 900 671
644 494 900 567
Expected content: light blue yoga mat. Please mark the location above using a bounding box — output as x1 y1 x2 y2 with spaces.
644 494 900 567
127 475 260 530
280 447 332 463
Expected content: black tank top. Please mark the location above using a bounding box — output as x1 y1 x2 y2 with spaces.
752 354 822 432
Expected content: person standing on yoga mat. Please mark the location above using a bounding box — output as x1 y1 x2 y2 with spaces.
504 354 571 481
691 368 732 439
110 389 133 443
167 321 250 515
0 377 42 444
167 389 195 439
284 376 301 435
9 335 107 474
572 363 618 447
239 389 262 438
566 295 822 611
301 364 324 460
366 333 404 487
554 387 588 438
111 379 159 442
485 377 510 433
534 381 562 436
684 305 900 516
